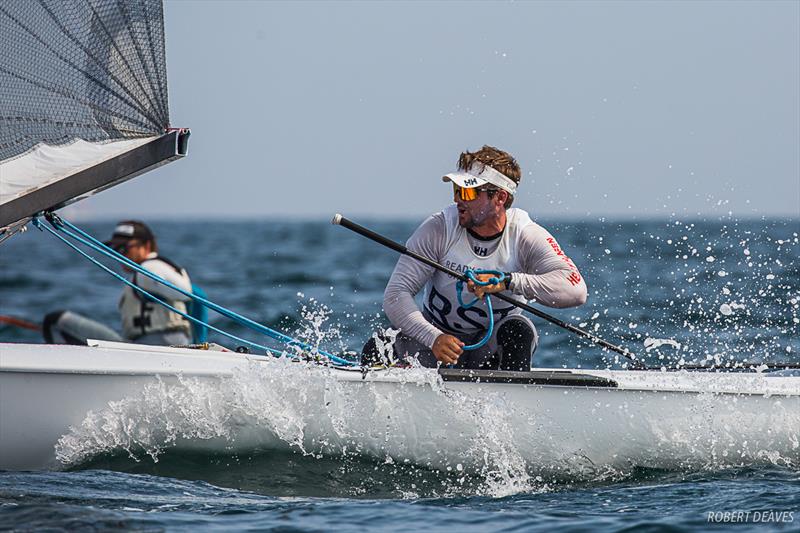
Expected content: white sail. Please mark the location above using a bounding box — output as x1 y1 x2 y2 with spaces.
0 137 157 207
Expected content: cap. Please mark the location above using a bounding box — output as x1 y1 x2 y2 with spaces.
104 221 154 249
442 162 518 194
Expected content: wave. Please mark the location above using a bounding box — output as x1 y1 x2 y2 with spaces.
54 359 799 498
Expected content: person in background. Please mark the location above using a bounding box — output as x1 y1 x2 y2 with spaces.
104 221 193 346
364 145 587 370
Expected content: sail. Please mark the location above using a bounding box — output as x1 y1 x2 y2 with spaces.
0 0 187 232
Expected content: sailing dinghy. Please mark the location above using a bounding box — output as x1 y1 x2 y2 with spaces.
1 340 798 472
1 0 798 474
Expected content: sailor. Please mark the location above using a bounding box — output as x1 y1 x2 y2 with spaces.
364 145 587 370
105 221 194 346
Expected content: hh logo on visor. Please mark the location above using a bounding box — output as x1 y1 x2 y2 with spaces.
443 162 518 195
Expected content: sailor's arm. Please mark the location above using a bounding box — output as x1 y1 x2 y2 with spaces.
507 224 588 308
383 214 446 349
137 260 192 301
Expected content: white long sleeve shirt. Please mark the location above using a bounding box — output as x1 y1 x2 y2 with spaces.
383 209 587 348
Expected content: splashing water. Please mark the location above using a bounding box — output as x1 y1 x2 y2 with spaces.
644 337 682 352
4 218 799 506
587 221 799 370
54 359 541 497
53 353 799 498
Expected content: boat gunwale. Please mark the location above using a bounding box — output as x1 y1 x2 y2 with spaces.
1 342 798 397
2 367 798 398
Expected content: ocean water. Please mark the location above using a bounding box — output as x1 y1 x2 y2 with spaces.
1 217 798 531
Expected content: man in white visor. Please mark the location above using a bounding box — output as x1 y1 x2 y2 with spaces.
363 145 588 370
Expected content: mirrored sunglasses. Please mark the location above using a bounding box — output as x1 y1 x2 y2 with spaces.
452 183 496 202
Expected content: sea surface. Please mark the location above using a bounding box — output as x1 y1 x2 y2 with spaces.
1 217 798 531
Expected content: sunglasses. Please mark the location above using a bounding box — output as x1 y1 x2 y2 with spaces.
452 183 497 202
114 240 141 253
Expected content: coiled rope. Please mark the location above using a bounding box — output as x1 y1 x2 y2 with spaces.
33 213 358 366
455 269 507 350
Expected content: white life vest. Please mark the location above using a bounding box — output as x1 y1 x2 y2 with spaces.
422 204 532 334
119 257 192 340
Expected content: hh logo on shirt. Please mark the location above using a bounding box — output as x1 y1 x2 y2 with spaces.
473 245 488 257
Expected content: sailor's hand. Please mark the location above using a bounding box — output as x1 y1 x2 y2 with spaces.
432 334 464 365
467 273 507 299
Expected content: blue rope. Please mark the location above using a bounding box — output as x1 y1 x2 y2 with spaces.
32 217 281 356
455 269 507 350
36 215 357 366
57 218 356 365
44 215 352 364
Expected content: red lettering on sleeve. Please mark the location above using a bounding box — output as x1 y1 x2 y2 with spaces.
548 237 579 272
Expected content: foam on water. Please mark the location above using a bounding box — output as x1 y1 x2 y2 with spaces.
53 358 538 497
53 351 799 498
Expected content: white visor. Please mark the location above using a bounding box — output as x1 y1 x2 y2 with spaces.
442 163 517 194
113 224 135 236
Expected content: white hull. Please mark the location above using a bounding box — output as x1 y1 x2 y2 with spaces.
1 341 798 480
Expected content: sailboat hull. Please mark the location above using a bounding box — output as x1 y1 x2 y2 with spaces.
1 342 798 474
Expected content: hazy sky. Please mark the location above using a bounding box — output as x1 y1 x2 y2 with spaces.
73 0 799 221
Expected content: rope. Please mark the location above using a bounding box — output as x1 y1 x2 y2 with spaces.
33 217 282 356
34 214 358 366
455 269 507 350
